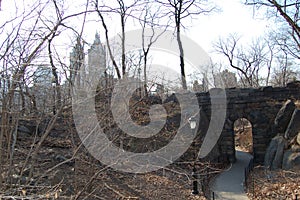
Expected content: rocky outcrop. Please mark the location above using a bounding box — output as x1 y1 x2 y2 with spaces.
15 116 71 139
282 150 300 170
265 100 300 170
264 136 288 170
284 109 300 139
17 125 32 137
283 134 300 170
274 100 295 134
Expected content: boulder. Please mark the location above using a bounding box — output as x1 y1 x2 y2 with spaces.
272 136 288 170
17 125 33 137
264 138 277 169
17 119 41 137
264 135 288 170
18 125 31 134
282 150 300 170
19 119 37 132
164 93 178 103
285 109 300 139
274 100 295 134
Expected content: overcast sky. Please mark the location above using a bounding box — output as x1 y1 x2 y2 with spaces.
0 0 269 58
189 0 269 58
0 0 271 86
148 0 270 84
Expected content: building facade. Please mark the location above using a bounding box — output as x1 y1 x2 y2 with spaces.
87 32 106 77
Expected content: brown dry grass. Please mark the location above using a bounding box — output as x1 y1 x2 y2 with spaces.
246 166 300 200
0 93 216 200
0 132 211 200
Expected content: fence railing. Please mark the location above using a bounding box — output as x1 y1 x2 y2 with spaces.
200 166 215 200
244 157 254 189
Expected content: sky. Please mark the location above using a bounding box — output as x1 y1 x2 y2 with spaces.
189 0 268 59
146 0 270 85
60 0 268 62
0 0 271 87
0 0 269 59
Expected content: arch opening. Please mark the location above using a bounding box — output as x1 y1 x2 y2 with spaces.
234 118 253 154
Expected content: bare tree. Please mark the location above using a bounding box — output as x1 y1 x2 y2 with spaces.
48 32 62 115
265 30 299 86
0 3 58 184
157 0 215 90
0 0 96 188
265 37 275 86
94 0 141 79
214 34 270 87
139 1 167 96
0 1 225 199
270 48 298 86
246 0 300 59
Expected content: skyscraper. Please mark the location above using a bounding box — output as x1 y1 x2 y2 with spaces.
70 33 107 89
70 37 84 87
88 32 106 76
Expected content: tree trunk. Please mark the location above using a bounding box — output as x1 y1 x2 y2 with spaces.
121 14 126 77
176 26 187 90
143 53 148 97
48 36 62 114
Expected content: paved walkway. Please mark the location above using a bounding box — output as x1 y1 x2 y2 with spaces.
211 151 253 200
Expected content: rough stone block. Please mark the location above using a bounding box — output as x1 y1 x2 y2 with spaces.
264 136 288 170
274 100 295 134
285 109 300 139
282 150 300 170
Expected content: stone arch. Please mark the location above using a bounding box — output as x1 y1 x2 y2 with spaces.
223 110 258 163
195 84 300 164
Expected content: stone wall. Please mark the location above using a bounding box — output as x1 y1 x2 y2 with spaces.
195 83 300 164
